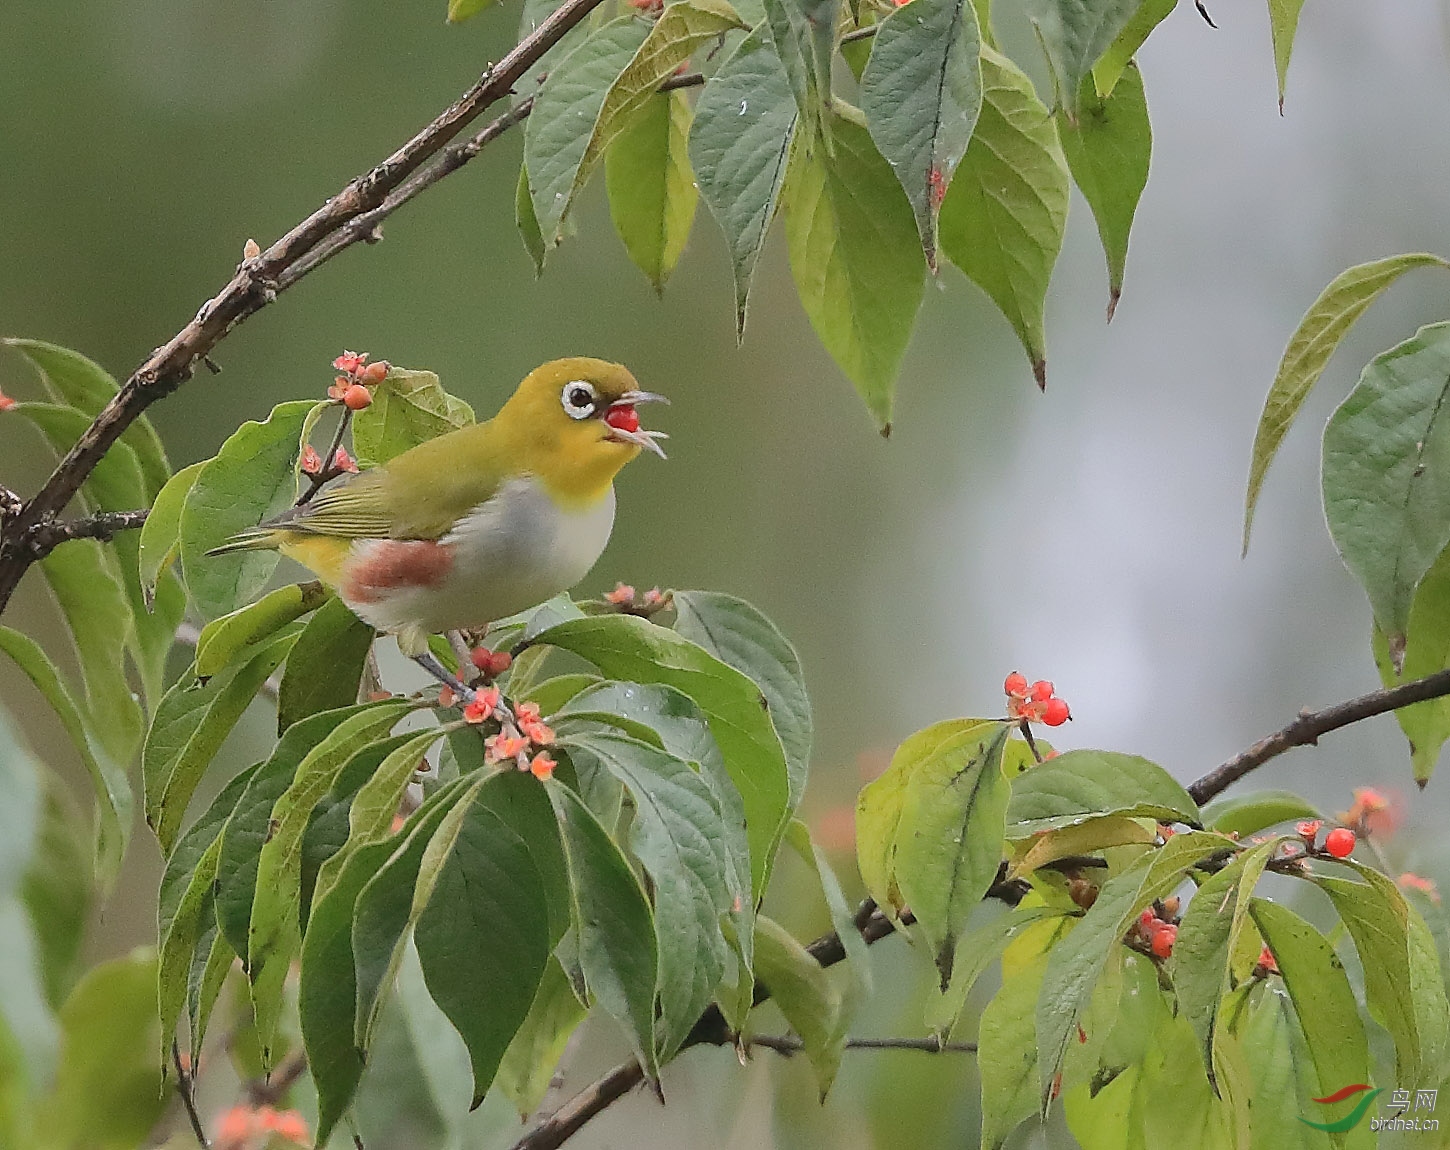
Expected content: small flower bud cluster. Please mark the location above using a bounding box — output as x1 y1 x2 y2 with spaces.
461 689 556 779
1399 872 1440 903
327 350 388 408
604 582 669 615
214 1104 309 1150
300 443 357 476
1131 898 1180 960
1003 672 1071 726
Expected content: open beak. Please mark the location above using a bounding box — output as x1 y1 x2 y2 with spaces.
605 390 669 459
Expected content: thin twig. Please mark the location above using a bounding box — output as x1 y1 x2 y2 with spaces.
246 1049 309 1107
840 23 880 44
21 508 149 557
748 1034 978 1056
1188 666 1450 803
0 0 611 612
172 1040 209 1148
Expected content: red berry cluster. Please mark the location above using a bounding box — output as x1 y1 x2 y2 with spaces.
1297 819 1356 859
470 644 513 679
328 350 388 409
1132 897 1180 959
1003 672 1071 726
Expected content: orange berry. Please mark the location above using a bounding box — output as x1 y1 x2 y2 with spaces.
1030 679 1054 702
470 646 495 671
1138 908 1158 928
343 383 372 410
1004 671 1028 696
360 360 390 384
1324 827 1356 858
487 650 513 676
1042 697 1070 726
1150 924 1177 959
1160 896 1180 920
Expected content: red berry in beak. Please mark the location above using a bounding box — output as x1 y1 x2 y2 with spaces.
605 405 640 433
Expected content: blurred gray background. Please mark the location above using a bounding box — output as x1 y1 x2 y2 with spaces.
4 0 1450 1146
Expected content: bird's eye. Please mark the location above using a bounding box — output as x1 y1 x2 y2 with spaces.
561 381 598 419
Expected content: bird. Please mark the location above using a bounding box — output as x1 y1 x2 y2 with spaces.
209 357 666 678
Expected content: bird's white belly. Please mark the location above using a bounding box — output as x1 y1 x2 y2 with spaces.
345 476 615 642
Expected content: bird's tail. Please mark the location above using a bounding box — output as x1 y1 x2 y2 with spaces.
205 528 282 557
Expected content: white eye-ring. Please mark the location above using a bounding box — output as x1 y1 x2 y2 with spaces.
561 380 598 420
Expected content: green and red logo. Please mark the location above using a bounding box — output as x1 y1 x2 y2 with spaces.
1299 1084 1381 1132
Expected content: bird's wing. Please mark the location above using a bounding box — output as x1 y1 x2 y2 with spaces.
261 471 410 539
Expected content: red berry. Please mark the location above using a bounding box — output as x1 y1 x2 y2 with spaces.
1004 672 1028 696
1030 679 1054 703
1324 827 1356 858
1042 697 1071 726
486 650 513 676
470 646 494 671
360 360 390 384
343 383 372 411
605 405 640 433
1138 908 1158 928
1150 924 1177 959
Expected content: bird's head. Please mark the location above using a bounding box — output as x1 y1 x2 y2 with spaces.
498 357 668 500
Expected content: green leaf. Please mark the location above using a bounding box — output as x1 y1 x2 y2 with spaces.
247 701 414 1060
1023 0 1142 120
1056 64 1149 320
752 914 842 1096
545 779 660 1083
1249 898 1371 1112
1244 254 1448 555
688 27 798 338
783 108 926 427
0 626 130 890
1036 831 1232 1107
979 953 1046 1149
1134 1014 1241 1150
1006 749 1200 836
1240 987 1334 1150
33 950 166 1150
139 459 205 606
938 48 1069 389
1268 0 1306 111
533 613 792 897
927 904 1065 1037
1201 789 1322 837
447 0 493 21
606 90 699 293
516 166 547 277
414 784 553 1107
276 596 376 733
560 729 732 1057
762 0 837 140
495 959 588 1118
143 633 299 853
1091 0 1175 97
179 400 315 620
671 589 811 809
893 721 1012 986
21 782 92 1007
1007 813 1155 879
350 368 474 469
40 538 142 765
4 339 170 497
1322 322 1450 653
525 19 655 243
1374 542 1450 782
859 0 982 269
0 709 41 901
195 581 328 679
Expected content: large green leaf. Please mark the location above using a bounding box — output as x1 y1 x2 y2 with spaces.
783 108 925 428
1055 64 1149 319
762 0 836 139
560 729 731 1057
276 596 377 733
1239 987 1333 1150
546 780 660 1084
1373 542 1450 782
1006 748 1199 836
1201 789 1321 837
606 91 699 294
179 400 315 620
939 49 1069 388
1091 0 1175 97
143 633 298 853
1249 898 1371 1120
752 914 843 1096
927 904 1065 1038
1036 831 1231 1107
688 27 798 337
350 369 473 469
139 459 204 606
0 626 130 889
195 580 328 679
892 722 1012 986
1023 0 1142 119
978 954 1045 1149
859 0 982 269
1322 322 1450 656
1244 254 1447 554
533 613 791 896
495 959 588 1118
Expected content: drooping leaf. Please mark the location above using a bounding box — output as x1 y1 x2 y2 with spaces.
1055 64 1150 320
1323 322 1450 656
1091 0 1175 97
1201 789 1322 837
545 780 660 1084
1134 1014 1241 1150
139 460 205 606
1006 748 1199 836
350 369 474 469
533 613 791 896
606 91 699 293
21 781 92 1007
143 633 299 853
762 0 837 139
926 903 1066 1038
195 581 328 679
752 914 842 1096
1239 987 1334 1150
859 0 982 269
179 400 315 620
1023 0 1143 120
688 27 798 337
1374 541 1450 783
783 108 926 428
276 596 377 733
978 952 1046 1150
516 166 547 277
1244 254 1448 554
938 49 1069 389
0 626 130 889
495 959 588 1118
1268 0 1306 111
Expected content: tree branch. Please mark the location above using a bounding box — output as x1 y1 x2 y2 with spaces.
19 508 148 559
0 0 612 612
749 1034 977 1055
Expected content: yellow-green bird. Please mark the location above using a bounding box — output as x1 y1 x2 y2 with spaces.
211 357 666 659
